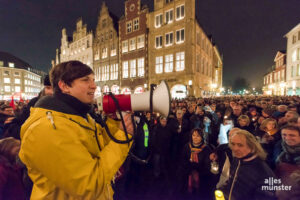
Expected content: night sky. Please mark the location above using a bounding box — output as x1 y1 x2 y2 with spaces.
1 0 300 88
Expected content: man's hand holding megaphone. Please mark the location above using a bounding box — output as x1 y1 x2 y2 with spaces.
119 112 134 135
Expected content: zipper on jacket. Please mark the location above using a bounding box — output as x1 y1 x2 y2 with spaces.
229 160 241 200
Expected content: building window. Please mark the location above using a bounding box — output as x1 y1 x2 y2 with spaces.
298 64 300 76
129 38 136 51
176 52 185 71
3 71 9 75
127 21 132 33
122 40 128 53
110 64 118 80
176 29 185 43
176 5 185 20
165 9 173 24
8 62 15 68
102 47 107 59
94 50 100 60
15 86 20 92
14 72 20 76
155 56 163 74
297 48 300 60
165 54 173 72
292 50 297 62
196 54 200 72
15 78 20 84
292 35 296 44
110 30 113 39
105 65 110 81
130 60 136 78
137 58 145 77
165 32 173 46
4 77 10 83
102 19 107 28
4 86 10 92
133 18 139 31
155 36 163 48
0 61 3 66
165 0 173 3
155 14 163 28
137 35 145 49
111 44 117 56
123 61 129 78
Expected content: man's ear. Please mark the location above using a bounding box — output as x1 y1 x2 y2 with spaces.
58 80 70 93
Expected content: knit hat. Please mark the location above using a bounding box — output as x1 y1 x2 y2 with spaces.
43 75 51 86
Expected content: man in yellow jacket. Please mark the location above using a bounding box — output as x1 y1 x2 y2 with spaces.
19 61 133 200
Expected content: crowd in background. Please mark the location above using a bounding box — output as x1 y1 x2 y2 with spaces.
1 94 300 199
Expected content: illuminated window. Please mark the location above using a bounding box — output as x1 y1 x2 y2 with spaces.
122 40 128 53
0 61 3 66
8 62 15 68
15 78 20 84
4 77 10 83
130 60 136 78
137 35 145 49
155 56 163 74
176 52 185 71
137 58 144 77
123 61 129 78
129 38 136 51
15 86 20 92
111 44 117 56
4 86 10 92
105 65 109 81
102 47 107 59
165 54 173 72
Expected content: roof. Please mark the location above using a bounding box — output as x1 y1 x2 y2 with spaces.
0 51 33 70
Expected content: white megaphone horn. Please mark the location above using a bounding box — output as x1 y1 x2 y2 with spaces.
96 81 171 117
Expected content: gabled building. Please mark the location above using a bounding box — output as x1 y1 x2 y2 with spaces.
58 18 93 69
119 0 149 94
285 23 300 95
262 50 286 95
93 2 119 95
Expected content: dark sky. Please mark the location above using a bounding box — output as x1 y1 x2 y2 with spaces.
1 0 300 88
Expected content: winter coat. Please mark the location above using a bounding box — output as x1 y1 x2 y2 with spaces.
19 95 131 200
0 155 26 200
219 157 277 200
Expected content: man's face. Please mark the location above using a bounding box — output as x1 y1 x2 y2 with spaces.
238 119 248 127
285 111 295 121
44 86 53 96
281 129 300 147
230 134 252 158
60 74 96 104
3 107 14 116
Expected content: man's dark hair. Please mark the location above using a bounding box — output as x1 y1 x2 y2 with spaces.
50 61 93 94
281 125 300 136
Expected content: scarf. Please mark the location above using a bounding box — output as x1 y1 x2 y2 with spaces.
281 142 300 165
189 142 206 163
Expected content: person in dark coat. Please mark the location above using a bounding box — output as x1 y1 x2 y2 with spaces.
177 128 215 200
218 130 276 200
0 137 26 200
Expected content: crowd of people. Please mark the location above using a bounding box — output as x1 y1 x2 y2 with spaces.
0 64 300 199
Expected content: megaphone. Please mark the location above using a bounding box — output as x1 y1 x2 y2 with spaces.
97 81 171 117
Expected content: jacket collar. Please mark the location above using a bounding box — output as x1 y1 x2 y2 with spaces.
35 93 92 119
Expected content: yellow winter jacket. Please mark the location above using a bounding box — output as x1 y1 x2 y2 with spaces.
19 104 131 200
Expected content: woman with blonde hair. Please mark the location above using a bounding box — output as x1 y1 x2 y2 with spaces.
256 118 281 169
236 115 255 134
